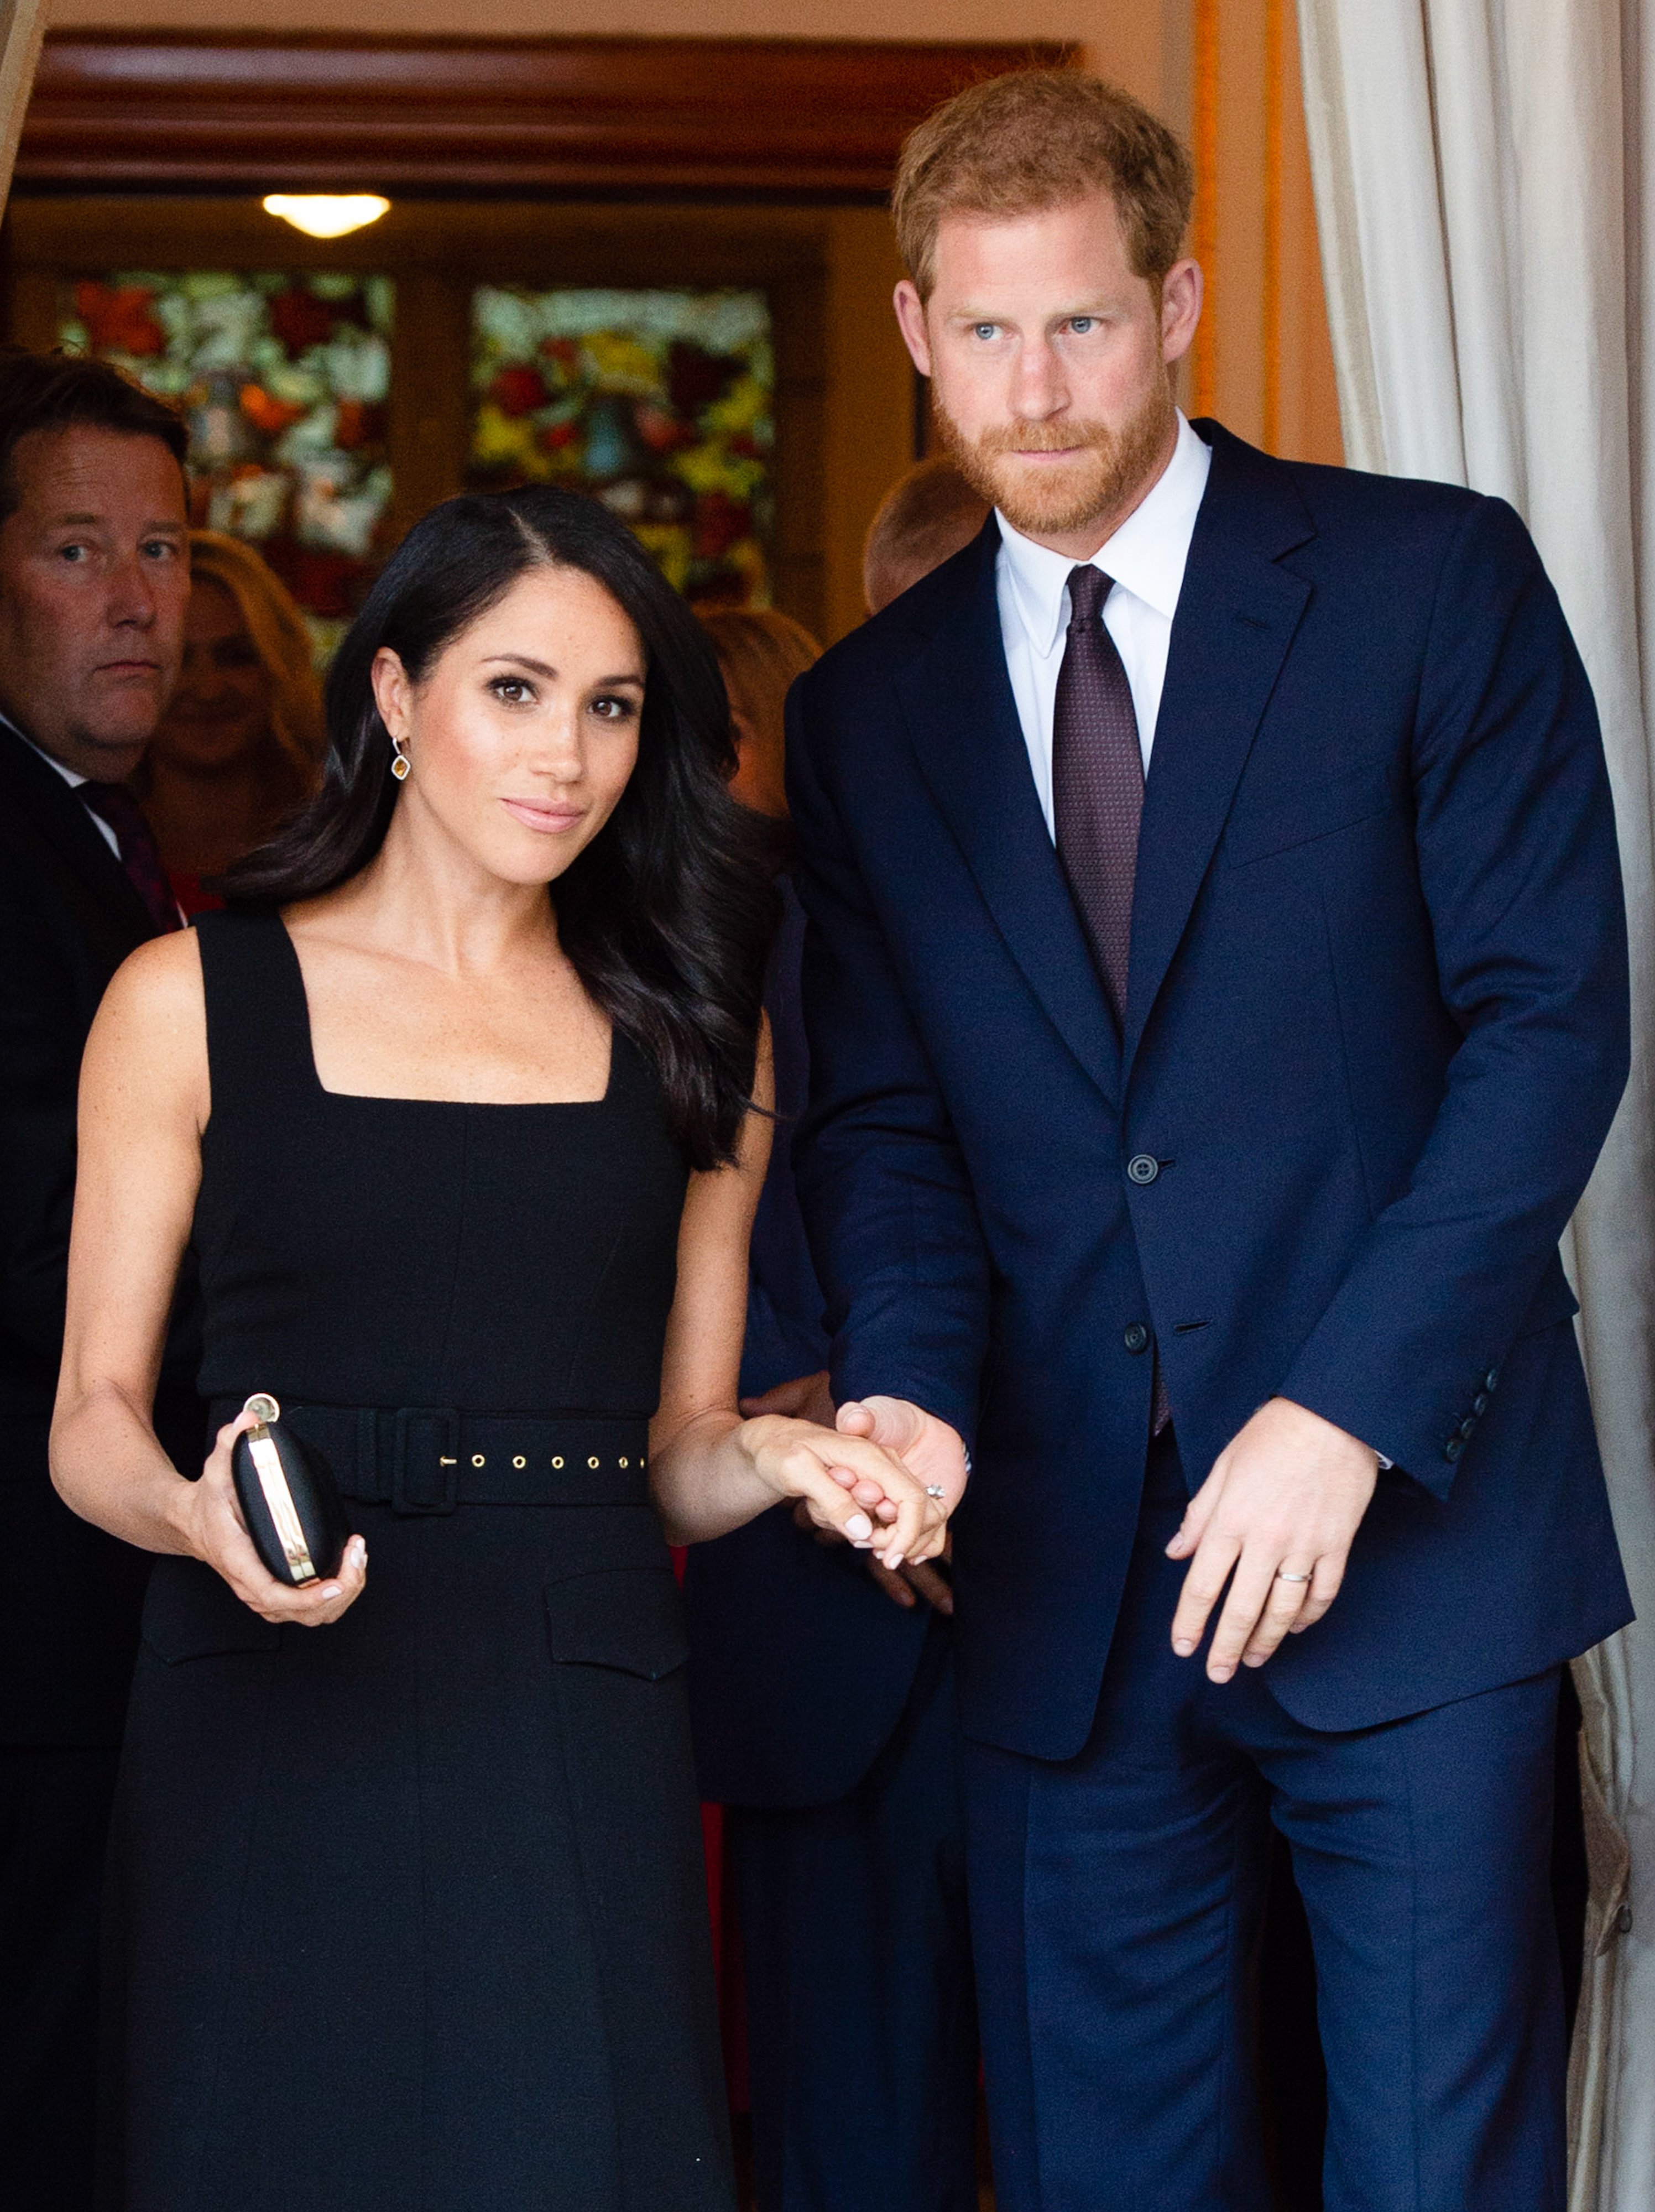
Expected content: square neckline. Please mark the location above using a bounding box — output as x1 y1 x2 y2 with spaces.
274 913 618 1111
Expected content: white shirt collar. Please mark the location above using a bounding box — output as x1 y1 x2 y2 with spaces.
0 711 89 788
996 410 1212 658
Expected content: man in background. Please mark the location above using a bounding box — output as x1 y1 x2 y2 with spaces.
0 350 194 2210
863 457 987 617
685 485 985 2212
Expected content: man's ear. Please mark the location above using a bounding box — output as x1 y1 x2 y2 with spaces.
893 280 934 378
1160 259 1204 369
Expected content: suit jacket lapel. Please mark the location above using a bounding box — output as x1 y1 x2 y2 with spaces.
0 721 157 948
897 523 1120 1105
1123 428 1315 1078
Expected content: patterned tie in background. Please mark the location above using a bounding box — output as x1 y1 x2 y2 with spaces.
80 782 181 935
1051 565 1169 1435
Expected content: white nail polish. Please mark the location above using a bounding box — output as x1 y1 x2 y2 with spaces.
845 1511 873 1540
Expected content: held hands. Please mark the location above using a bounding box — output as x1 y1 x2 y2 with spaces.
836 1397 967 1609
742 1377 957 1614
171 1410 368 1627
1168 1396 1378 1681
736 1380 959 1571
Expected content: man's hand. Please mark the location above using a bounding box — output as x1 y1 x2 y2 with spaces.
1167 1397 1379 1682
867 1536 955 1615
740 1371 837 1429
834 1396 970 1518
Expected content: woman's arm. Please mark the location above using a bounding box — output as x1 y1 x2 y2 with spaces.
50 930 366 1625
649 1027 947 1568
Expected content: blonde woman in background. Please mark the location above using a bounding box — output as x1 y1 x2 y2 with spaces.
137 530 326 906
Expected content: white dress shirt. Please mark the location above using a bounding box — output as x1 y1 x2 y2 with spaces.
995 411 1212 839
2 713 120 857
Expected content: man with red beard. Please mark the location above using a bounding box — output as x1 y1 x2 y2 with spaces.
785 67 1630 2212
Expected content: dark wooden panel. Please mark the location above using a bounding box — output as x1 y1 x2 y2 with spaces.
18 34 1072 198
8 197 835 284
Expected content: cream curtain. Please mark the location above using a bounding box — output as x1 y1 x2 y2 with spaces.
0 0 40 218
1294 3 1655 2204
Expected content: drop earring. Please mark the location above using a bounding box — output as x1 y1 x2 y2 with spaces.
390 737 411 783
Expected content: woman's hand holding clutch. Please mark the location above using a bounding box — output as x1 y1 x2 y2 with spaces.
171 1409 368 1626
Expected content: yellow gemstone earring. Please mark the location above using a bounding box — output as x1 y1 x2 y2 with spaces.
390 737 411 783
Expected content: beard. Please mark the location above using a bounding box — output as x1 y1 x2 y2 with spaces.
933 376 1176 541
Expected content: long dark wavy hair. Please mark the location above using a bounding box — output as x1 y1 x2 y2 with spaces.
222 487 779 1169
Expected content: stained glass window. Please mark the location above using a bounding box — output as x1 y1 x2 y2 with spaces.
60 272 395 660
469 288 773 609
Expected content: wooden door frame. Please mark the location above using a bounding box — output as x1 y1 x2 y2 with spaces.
7 35 1071 635
15 33 1071 199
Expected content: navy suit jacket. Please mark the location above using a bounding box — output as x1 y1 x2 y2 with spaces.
0 723 200 1745
787 422 1633 1759
683 880 931 1808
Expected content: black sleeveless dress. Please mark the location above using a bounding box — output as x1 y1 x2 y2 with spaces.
104 909 734 2212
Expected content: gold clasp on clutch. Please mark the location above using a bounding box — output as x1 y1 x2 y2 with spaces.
240 1392 317 1584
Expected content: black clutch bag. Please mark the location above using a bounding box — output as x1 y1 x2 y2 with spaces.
231 1395 351 1587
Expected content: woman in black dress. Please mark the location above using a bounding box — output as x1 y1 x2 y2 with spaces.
51 487 948 2212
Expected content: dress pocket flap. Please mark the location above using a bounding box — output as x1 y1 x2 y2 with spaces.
544 1565 690 1680
142 1557 283 1663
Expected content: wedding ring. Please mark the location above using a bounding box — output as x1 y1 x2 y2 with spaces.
925 1484 946 1499
1275 1569 1311 1583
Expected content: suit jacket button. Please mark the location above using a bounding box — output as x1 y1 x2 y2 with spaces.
1123 1323 1150 1354
1127 1154 1160 1185
1444 1436 1465 1463
1485 1368 1500 1391
1459 1416 1477 1439
1473 1393 1489 1416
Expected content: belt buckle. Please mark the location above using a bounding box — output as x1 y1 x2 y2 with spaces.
391 1407 460 1515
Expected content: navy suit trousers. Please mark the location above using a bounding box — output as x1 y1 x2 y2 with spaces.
729 1620 979 2212
964 1439 1565 2212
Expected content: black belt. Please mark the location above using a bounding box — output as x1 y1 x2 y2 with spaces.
208 1400 650 1514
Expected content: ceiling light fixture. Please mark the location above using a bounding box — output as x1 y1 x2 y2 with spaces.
262 194 391 241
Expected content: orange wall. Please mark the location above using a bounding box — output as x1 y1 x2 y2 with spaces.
44 0 1173 91
1190 0 1341 463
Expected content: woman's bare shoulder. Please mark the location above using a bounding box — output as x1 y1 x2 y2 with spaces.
101 925 205 1030
86 927 209 1112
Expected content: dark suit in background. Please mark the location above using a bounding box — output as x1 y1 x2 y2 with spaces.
685 881 979 2212
787 425 1631 2209
0 724 198 2209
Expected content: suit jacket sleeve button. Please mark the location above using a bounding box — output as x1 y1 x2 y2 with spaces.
1444 1437 1465 1463
1485 1368 1500 1391
1459 1416 1477 1439
1123 1323 1150 1354
1127 1154 1160 1186
1473 1393 1489 1416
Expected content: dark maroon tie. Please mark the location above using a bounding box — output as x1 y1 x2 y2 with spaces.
1051 565 1169 1434
1052 565 1142 1026
81 782 180 934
